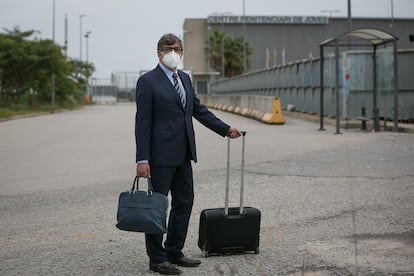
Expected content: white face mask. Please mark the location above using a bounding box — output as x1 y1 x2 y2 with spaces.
162 51 181 69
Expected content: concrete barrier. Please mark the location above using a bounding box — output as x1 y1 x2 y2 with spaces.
198 95 285 124
92 96 117 105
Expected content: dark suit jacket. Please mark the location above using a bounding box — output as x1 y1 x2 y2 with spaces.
135 65 230 166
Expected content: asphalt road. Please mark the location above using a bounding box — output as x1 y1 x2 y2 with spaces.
1 103 413 275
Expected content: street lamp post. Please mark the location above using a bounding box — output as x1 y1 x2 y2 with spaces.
221 19 224 78
84 31 92 63
347 0 352 49
52 0 56 41
84 31 92 100
51 0 56 106
216 13 232 78
64 14 68 56
211 12 232 78
79 14 86 61
348 0 352 32
242 0 246 73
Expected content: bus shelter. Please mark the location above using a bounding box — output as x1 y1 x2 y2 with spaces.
319 28 399 133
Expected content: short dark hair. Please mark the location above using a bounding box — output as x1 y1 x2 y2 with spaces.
157 33 182 50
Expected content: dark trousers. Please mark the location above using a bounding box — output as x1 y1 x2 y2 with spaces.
145 160 194 264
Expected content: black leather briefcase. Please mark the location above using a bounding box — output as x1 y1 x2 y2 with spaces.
116 177 168 234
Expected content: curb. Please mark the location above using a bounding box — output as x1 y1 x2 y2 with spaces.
283 111 414 133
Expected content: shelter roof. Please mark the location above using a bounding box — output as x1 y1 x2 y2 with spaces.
320 27 398 47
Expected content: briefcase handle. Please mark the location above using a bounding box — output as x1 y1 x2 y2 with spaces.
131 176 154 195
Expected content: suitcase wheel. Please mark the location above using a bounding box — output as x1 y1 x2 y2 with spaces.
202 242 211 258
255 247 259 254
203 249 210 258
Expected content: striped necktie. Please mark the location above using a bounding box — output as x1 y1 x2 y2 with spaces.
173 73 186 108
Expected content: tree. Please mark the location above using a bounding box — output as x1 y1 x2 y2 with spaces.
69 58 95 92
207 28 252 78
0 27 94 106
0 27 38 104
208 29 225 75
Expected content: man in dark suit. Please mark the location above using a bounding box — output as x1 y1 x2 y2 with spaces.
135 33 241 275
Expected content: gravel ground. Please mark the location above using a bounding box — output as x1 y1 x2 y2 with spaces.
1 105 413 275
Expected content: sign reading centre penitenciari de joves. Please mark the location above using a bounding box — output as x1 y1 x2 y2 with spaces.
207 15 329 25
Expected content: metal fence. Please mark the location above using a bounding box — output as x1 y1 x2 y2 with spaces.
111 72 139 101
90 85 118 104
210 49 414 121
89 72 140 103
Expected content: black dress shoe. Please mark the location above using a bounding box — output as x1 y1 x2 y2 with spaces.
168 256 201 267
149 261 181 275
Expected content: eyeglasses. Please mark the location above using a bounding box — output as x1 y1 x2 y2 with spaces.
159 46 183 53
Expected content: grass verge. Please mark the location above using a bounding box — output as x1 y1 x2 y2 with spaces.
0 104 83 120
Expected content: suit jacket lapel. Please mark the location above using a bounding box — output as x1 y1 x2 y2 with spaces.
155 65 184 108
155 65 172 91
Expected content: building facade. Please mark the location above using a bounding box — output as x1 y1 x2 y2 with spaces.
183 15 414 94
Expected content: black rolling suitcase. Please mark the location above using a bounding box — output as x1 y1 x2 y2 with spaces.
198 131 261 257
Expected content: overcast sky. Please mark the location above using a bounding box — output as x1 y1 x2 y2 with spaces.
1 0 413 80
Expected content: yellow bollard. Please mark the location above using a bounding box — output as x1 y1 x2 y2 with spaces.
261 97 285 124
84 95 91 104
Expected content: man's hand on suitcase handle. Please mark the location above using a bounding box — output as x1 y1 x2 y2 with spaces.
228 128 244 139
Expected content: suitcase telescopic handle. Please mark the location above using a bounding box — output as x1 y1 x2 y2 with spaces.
239 131 246 215
224 131 246 216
